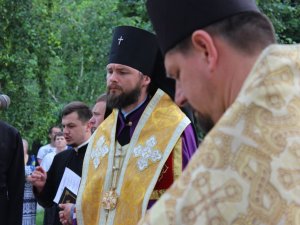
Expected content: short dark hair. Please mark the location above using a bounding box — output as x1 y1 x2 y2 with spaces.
54 131 64 141
48 125 60 135
96 94 107 103
95 93 112 119
175 12 276 56
61 101 92 123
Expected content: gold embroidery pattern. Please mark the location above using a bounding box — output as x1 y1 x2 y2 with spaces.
90 136 109 169
161 168 194 225
150 189 166 200
139 45 300 225
278 168 300 190
234 146 284 224
181 172 242 225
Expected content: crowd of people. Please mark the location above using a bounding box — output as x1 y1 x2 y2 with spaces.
1 0 300 224
0 96 108 225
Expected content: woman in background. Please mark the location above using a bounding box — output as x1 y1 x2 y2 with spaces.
23 138 38 225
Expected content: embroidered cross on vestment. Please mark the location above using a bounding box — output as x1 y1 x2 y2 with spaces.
91 136 109 169
133 136 162 171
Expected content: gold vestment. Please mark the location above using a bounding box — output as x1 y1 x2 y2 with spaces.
77 89 190 225
139 45 300 225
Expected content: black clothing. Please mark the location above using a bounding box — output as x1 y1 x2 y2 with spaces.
108 26 176 99
146 0 259 55
0 120 24 225
43 205 56 225
116 97 149 146
36 144 87 225
109 26 158 77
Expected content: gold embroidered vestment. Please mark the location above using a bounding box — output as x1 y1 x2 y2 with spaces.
139 44 300 225
76 89 190 225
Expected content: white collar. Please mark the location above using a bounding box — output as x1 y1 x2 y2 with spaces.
74 139 89 152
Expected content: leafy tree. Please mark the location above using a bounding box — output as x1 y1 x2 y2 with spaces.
0 0 58 145
0 0 299 147
258 0 300 43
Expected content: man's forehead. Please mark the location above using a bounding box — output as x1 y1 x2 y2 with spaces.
55 136 65 140
93 102 106 113
94 101 106 108
164 51 178 76
52 127 61 133
62 112 80 123
106 63 133 70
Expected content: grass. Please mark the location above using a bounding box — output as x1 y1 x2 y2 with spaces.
36 209 44 225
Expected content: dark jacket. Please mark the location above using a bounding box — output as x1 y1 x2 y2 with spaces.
0 120 25 225
35 144 87 225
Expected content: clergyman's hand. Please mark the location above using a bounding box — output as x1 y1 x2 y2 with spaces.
59 203 74 225
27 166 47 193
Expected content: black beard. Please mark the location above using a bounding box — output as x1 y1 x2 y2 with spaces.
194 111 214 135
106 86 141 109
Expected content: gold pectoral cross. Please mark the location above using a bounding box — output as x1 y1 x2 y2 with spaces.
102 189 118 210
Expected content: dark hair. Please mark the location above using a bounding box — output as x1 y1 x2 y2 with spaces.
96 94 107 103
48 125 60 134
175 12 276 56
54 131 64 141
61 101 92 123
94 93 112 119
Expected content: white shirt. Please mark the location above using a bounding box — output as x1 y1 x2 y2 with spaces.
40 146 69 171
37 144 56 161
40 151 56 172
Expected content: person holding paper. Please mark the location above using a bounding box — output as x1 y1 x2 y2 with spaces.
29 101 92 225
41 131 68 225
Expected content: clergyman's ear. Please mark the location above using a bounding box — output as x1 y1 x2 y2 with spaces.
191 30 218 73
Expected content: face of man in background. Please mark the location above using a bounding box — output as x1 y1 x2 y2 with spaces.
49 127 62 142
62 112 90 147
54 135 67 151
106 63 149 109
89 101 106 132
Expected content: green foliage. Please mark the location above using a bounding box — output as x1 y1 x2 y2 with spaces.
0 0 58 144
117 0 149 28
0 0 299 147
257 0 300 43
36 208 44 225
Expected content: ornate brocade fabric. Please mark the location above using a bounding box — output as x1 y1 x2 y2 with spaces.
76 89 190 225
139 45 300 225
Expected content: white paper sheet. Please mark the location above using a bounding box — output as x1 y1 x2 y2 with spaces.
53 167 81 204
